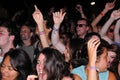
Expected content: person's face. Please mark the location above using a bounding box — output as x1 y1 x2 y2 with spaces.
0 27 10 48
96 48 109 72
20 26 32 40
118 62 120 76
36 53 47 80
64 45 71 62
76 20 89 38
1 56 18 80
107 51 116 67
106 25 114 40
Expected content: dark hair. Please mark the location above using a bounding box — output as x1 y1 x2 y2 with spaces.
33 47 72 80
84 32 101 42
80 33 107 65
0 48 32 80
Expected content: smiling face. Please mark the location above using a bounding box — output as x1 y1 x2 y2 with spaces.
1 56 18 80
36 53 47 80
20 25 32 41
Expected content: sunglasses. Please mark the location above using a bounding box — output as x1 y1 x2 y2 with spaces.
76 24 87 27
109 29 114 33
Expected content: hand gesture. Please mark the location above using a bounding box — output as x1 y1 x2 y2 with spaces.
27 75 38 80
75 4 83 13
53 10 66 28
110 9 120 20
104 0 116 11
87 38 100 65
32 5 43 25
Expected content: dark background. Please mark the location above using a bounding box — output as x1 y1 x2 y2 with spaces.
0 0 120 19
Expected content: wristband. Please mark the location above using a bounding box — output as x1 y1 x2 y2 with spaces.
100 12 104 16
39 31 45 35
87 66 99 72
53 27 59 31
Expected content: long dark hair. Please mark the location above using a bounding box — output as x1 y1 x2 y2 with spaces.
0 48 32 80
33 47 73 80
80 32 108 65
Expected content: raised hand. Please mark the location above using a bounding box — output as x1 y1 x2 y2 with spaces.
53 10 66 28
110 9 120 20
104 0 116 11
75 4 82 12
32 5 43 26
87 38 100 65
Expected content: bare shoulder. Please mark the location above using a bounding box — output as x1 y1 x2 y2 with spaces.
108 71 117 80
73 74 82 80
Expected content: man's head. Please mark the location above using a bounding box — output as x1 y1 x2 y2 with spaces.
76 18 90 39
20 21 36 46
0 20 19 48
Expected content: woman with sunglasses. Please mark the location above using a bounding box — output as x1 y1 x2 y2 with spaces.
99 9 120 44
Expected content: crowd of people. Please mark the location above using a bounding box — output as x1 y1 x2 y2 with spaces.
0 0 120 80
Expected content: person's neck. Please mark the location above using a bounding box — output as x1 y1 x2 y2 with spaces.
1 44 15 57
79 35 85 39
23 39 31 46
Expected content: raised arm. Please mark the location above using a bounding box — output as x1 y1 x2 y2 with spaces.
51 10 66 53
91 1 115 32
32 5 49 48
75 4 87 19
87 38 100 80
100 9 120 37
114 19 120 43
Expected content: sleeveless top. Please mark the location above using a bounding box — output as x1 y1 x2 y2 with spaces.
71 65 109 80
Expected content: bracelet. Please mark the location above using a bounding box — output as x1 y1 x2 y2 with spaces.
39 31 45 35
53 27 59 31
87 66 99 72
100 12 104 16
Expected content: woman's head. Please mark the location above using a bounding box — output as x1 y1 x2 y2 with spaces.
0 48 32 80
110 54 120 80
107 44 120 67
81 35 109 72
34 47 67 80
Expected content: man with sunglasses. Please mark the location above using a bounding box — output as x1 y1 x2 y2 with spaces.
76 18 91 39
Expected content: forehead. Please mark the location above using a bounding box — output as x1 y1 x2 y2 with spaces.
21 25 30 30
0 26 8 31
77 20 86 24
38 53 45 60
108 51 116 56
3 56 11 65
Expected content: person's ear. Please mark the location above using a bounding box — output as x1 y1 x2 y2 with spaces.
30 32 33 37
9 35 15 41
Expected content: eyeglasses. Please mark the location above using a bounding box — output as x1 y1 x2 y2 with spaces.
76 24 87 27
109 29 114 33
